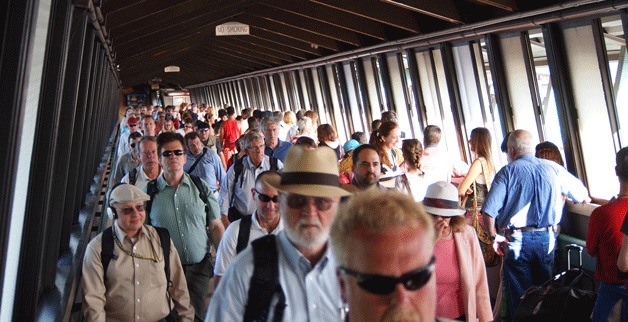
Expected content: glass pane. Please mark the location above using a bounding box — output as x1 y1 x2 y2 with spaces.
602 15 628 146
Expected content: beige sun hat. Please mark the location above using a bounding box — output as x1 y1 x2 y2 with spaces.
264 146 354 197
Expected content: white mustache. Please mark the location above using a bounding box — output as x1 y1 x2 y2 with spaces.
296 218 322 229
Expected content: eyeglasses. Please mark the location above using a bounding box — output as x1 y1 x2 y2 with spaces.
198 128 210 132
255 189 279 203
185 125 193 129
129 123 138 127
117 205 145 215
161 149 185 157
286 194 333 211
338 256 435 295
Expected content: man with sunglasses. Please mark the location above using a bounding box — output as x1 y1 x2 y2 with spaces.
112 131 142 184
82 184 194 321
213 170 283 287
117 116 141 161
197 121 227 170
331 189 437 322
147 132 224 321
208 146 353 322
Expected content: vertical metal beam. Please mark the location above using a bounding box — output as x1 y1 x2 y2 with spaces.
440 43 469 161
405 48 427 132
376 53 396 112
484 34 514 134
592 18 622 151
520 31 546 142
542 22 587 182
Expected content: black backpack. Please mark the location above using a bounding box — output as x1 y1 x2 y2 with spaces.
144 175 211 226
100 226 171 283
243 235 285 322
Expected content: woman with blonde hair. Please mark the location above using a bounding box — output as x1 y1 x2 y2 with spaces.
423 181 492 321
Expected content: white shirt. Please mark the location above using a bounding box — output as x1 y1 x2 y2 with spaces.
214 213 284 276
121 165 162 191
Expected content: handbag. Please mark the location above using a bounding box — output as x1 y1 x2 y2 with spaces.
470 181 500 267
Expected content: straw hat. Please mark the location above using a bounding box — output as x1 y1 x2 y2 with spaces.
422 181 465 217
264 146 353 197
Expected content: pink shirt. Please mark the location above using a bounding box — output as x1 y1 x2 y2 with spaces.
434 237 464 319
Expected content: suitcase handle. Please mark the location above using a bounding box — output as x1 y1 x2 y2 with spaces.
565 244 583 270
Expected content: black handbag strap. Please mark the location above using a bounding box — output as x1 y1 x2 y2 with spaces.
187 147 208 174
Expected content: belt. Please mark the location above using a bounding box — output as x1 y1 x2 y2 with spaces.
505 226 553 234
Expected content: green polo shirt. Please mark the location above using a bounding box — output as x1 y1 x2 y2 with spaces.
147 173 220 265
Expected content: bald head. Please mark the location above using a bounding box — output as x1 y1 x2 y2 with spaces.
507 129 534 160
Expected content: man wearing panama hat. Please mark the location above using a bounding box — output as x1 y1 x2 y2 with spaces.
207 146 353 322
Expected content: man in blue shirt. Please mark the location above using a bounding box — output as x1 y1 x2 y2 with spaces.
482 129 590 321
184 132 226 195
263 116 292 162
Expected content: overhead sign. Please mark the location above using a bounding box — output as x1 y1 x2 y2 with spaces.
164 65 180 73
216 22 249 36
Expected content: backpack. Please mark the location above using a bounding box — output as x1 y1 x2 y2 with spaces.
243 235 285 322
145 175 211 226
228 157 279 222
100 226 171 283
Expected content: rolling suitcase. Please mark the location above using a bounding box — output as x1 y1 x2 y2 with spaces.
514 244 597 322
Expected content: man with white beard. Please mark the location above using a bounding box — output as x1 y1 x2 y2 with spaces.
207 146 353 322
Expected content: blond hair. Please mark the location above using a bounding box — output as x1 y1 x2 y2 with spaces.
331 190 434 266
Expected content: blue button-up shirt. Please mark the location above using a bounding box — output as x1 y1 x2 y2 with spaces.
146 173 221 265
482 154 589 230
265 139 292 162
206 231 343 322
184 148 226 192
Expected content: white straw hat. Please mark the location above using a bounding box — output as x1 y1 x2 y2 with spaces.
422 181 465 217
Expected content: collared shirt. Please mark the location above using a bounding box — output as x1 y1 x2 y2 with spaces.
82 223 194 322
264 139 292 162
214 213 284 276
482 154 589 230
146 173 220 265
184 148 226 192
219 156 284 216
121 165 162 191
206 231 343 322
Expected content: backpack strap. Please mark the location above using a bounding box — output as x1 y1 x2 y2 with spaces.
230 157 245 207
187 148 208 174
145 179 159 225
129 168 138 185
269 156 278 172
236 215 253 254
153 227 171 283
244 235 285 322
100 227 115 282
189 175 211 227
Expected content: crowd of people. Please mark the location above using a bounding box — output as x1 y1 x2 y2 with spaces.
80 102 628 322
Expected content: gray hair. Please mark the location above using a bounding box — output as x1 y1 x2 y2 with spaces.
508 129 533 153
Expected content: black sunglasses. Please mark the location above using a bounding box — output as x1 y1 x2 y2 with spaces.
255 189 279 203
161 149 185 157
286 194 333 211
338 256 435 295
